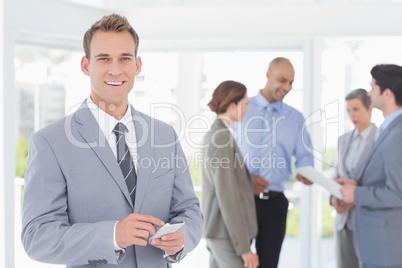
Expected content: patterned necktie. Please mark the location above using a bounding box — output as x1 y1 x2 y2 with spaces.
260 105 274 182
113 122 137 202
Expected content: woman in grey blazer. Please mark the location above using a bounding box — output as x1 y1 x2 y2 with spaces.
332 88 378 268
202 81 259 268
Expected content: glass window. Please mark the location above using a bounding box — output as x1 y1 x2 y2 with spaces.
130 52 178 125
15 44 72 268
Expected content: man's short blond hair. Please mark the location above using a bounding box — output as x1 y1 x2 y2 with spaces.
83 14 139 59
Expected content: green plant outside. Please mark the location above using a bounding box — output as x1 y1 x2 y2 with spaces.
285 204 300 237
188 157 202 187
16 136 29 178
321 199 335 238
188 157 202 208
285 199 335 238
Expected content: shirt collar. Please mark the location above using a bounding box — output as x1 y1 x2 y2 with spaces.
381 108 402 133
255 90 283 112
86 96 133 136
219 118 236 139
353 124 374 140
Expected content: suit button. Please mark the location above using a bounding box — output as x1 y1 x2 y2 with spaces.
102 259 108 264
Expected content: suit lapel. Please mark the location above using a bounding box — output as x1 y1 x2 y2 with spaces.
74 102 134 208
131 107 153 213
353 125 377 179
359 115 402 181
214 119 248 174
338 131 354 178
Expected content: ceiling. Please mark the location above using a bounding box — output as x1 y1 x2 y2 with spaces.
59 0 394 9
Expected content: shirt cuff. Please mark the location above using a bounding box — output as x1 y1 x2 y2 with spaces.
113 222 125 251
113 221 126 261
163 245 185 263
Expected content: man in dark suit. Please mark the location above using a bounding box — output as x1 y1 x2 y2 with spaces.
21 14 203 268
339 64 402 268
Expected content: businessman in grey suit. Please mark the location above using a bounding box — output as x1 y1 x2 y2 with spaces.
21 14 203 268
339 64 402 268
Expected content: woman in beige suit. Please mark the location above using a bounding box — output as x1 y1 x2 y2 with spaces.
332 88 377 268
202 80 259 268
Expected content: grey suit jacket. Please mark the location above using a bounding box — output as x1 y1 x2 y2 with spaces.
333 124 377 231
21 102 203 268
354 114 402 266
201 119 258 256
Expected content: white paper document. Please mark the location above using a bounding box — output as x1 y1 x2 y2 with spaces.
296 166 343 199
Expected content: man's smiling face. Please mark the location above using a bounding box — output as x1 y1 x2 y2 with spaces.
265 60 295 103
81 30 141 112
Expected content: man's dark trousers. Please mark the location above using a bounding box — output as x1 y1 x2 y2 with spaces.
255 192 288 268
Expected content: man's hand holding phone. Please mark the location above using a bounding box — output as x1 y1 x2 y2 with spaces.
149 222 185 255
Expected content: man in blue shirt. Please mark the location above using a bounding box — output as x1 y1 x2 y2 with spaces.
233 57 314 268
339 64 402 268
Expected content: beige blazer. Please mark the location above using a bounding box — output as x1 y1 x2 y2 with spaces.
201 119 257 256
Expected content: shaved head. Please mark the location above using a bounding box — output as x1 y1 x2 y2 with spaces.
262 57 295 103
269 57 293 71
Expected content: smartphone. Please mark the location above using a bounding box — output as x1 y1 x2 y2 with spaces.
148 221 185 240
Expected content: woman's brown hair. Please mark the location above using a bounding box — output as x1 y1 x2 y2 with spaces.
208 80 247 114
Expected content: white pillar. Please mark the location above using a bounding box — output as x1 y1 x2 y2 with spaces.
175 53 203 156
0 0 5 265
300 39 323 268
0 0 16 267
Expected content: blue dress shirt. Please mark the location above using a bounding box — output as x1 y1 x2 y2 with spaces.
232 91 314 192
380 108 402 134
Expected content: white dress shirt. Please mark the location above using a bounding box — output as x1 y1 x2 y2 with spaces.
344 124 374 178
86 97 138 254
86 97 182 262
86 97 138 171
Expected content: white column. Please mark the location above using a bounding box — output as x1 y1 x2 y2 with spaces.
0 0 5 264
175 53 203 156
300 39 323 268
1 0 16 267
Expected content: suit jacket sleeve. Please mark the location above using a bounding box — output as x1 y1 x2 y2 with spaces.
21 133 118 265
206 133 253 256
332 134 347 180
355 130 402 209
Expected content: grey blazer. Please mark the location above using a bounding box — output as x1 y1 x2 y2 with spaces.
201 119 258 256
333 124 377 231
21 102 203 268
354 114 402 266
